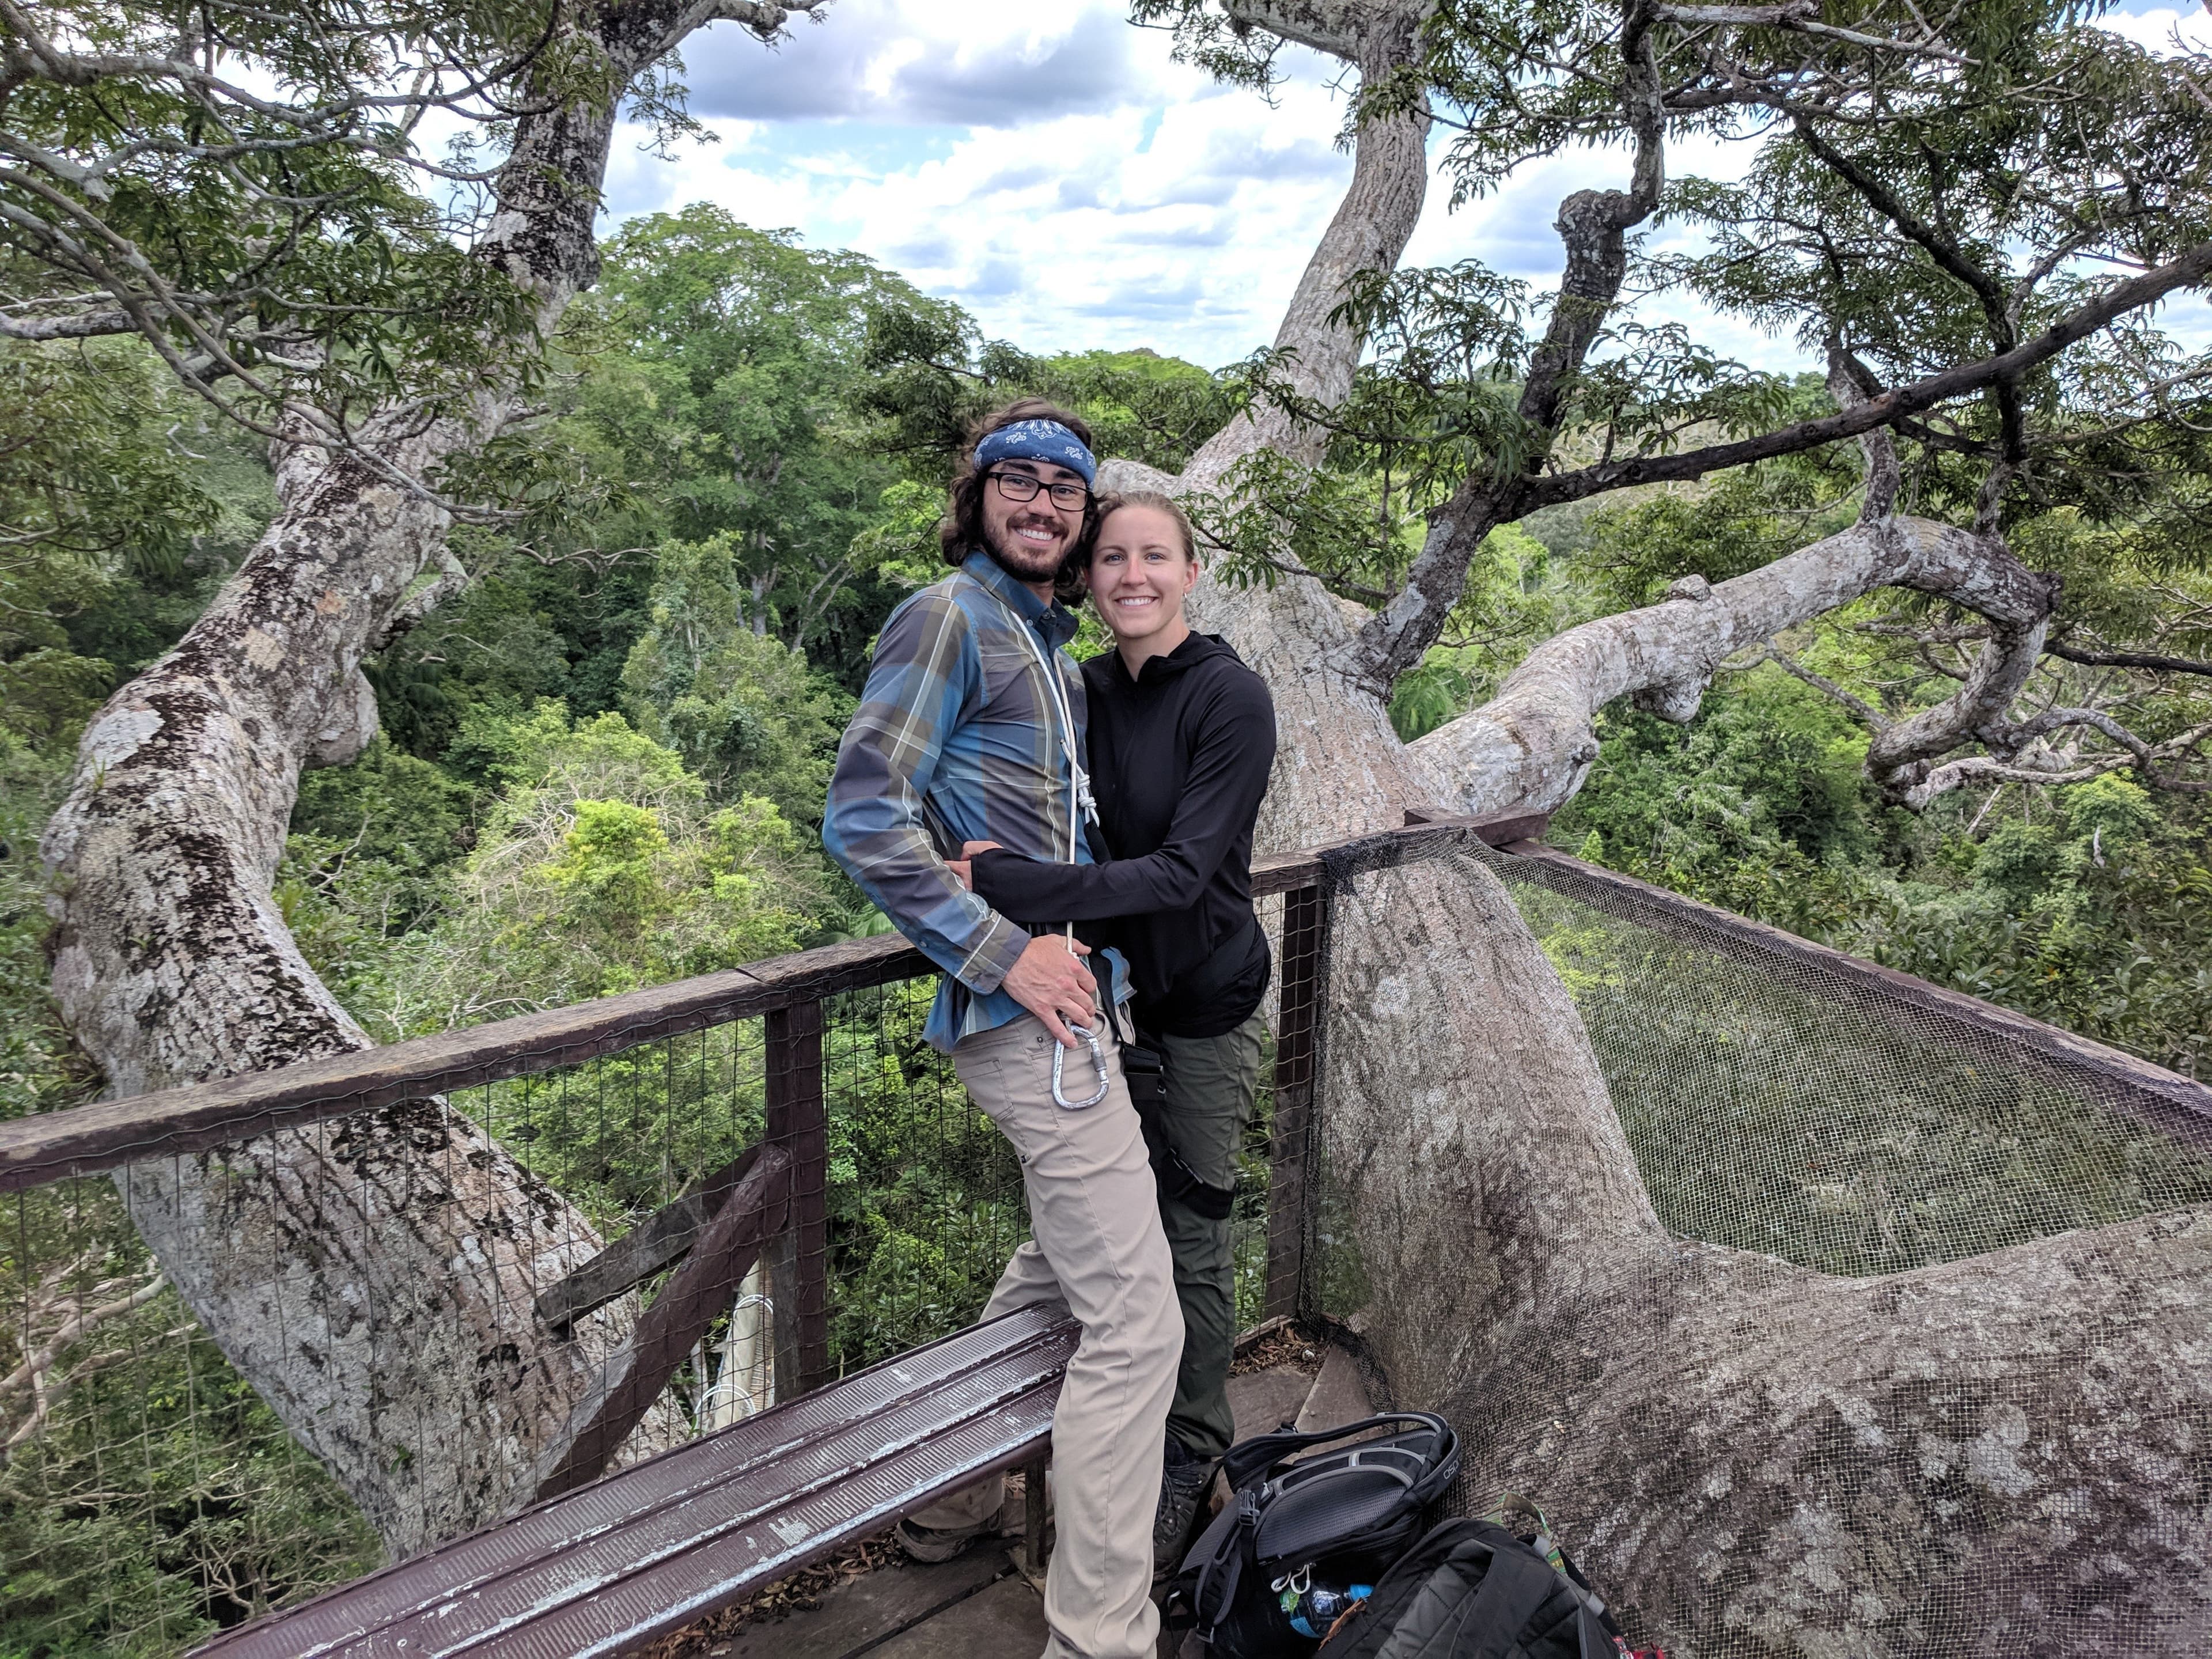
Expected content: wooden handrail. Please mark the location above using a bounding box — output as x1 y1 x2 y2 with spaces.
0 813 1534 1191
0 931 929 1191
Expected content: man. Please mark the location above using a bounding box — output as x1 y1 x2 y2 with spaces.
821 400 1183 1659
955 491 1276 1562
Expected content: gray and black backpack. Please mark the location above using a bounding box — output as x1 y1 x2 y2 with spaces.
1168 1412 1462 1658
1315 1514 1664 1659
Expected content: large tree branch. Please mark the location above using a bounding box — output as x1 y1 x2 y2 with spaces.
0 306 133 340
1838 348 2057 791
1863 608 2048 789
1514 236 2212 512
1406 511 2056 816
1348 11 1668 691
1222 0 1369 58
1183 1 1434 487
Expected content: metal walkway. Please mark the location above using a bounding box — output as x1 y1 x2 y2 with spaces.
192 1306 1078 1659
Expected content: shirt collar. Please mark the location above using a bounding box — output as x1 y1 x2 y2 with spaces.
963 550 1078 650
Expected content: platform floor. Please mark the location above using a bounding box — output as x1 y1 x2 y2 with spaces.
672 1341 1368 1659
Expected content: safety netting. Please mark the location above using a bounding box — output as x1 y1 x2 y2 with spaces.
1300 839 2212 1659
1495 845 2212 1275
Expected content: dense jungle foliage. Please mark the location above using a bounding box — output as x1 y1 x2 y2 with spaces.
2 204 2208 1650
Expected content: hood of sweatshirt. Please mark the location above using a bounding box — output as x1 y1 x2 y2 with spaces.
1105 630 1244 690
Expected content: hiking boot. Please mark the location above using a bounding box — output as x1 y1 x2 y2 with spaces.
896 1501 1006 1564
1154 1438 1215 1566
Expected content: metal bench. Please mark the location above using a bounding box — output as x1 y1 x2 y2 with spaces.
192 1305 1078 1658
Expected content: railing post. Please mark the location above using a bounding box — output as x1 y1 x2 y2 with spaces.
765 999 830 1394
1263 885 1325 1321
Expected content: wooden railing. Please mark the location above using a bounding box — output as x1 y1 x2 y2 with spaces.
10 804 2211 1649
0 812 1544 1195
0 810 1545 1498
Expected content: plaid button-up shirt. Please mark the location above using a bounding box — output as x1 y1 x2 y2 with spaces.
822 551 1130 1052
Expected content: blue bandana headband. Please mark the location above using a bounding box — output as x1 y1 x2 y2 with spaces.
974 419 1097 487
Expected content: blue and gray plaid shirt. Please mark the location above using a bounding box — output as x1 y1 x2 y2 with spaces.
822 551 1131 1052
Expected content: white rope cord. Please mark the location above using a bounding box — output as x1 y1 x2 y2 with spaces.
986 584 1109 1107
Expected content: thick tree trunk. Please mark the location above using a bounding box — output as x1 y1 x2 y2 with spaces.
39 0 797 1554
41 419 662 1554
1442 1209 2212 1653
1123 12 2212 1652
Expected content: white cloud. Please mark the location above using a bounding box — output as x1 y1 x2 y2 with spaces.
679 1 1143 124
605 3 1369 365
2098 1 2212 54
602 0 2206 377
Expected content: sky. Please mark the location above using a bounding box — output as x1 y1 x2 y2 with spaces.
596 0 2212 376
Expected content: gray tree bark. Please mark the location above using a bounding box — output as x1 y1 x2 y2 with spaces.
1111 7 2212 1653
39 0 803 1556
35 0 2211 1638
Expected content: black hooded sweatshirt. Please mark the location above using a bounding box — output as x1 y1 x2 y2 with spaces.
971 630 1276 1038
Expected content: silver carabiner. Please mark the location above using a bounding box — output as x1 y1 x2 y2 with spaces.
1051 1021 1110 1109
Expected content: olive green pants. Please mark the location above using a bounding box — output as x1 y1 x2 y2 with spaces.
1151 1011 1266 1462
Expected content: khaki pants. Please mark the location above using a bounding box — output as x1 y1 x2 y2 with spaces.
916 1009 1182 1659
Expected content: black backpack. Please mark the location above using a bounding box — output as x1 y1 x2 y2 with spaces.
1169 1411 1462 1658
1315 1514 1660 1659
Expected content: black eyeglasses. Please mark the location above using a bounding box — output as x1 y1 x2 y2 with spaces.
988 469 1090 512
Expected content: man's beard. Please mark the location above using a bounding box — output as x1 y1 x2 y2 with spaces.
983 514 1070 584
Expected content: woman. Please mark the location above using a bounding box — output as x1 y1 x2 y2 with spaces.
950 490 1277 1560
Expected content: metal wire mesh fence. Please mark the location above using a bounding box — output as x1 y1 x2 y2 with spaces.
4 1165 380 1655
1482 842 2212 1272
9 819 2209 1657
1381 840 2212 1659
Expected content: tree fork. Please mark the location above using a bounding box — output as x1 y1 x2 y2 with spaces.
1128 5 2212 1647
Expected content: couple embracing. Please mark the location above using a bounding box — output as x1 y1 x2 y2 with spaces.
822 399 1276 1659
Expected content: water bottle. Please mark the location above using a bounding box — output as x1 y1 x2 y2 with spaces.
1282 1581 1374 1639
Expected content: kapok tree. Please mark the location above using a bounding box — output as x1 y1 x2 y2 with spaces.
28 0 2212 1641
26 0 823 1552
1122 1 2212 1649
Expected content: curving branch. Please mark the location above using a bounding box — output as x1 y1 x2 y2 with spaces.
1184 0 1435 487
1406 510 2058 816
1805 342 2062 796
1347 7 1669 691
1517 235 2212 512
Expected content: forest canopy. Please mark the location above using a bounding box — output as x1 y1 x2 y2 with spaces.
3 0 2211 1644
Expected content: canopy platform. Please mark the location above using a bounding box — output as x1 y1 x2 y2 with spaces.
5 814 2207 1658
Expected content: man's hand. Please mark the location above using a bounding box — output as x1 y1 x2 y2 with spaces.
961 839 1004 858
1001 933 1097 1047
